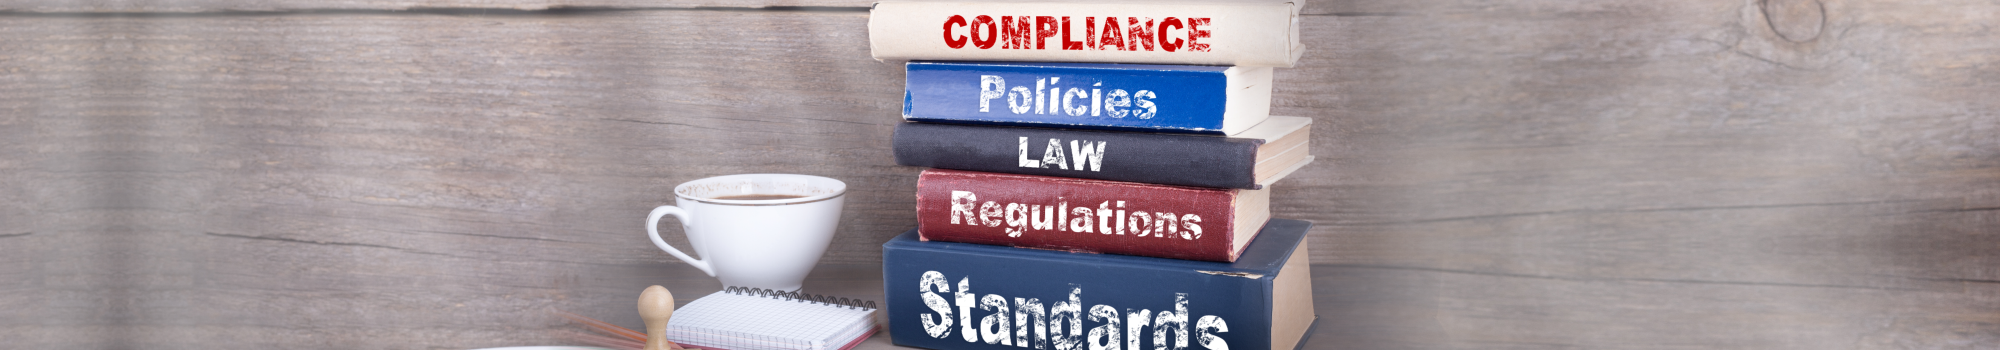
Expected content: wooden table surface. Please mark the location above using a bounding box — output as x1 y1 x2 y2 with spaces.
0 1 1995 349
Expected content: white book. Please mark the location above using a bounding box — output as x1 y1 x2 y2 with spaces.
665 287 879 350
869 0 1305 67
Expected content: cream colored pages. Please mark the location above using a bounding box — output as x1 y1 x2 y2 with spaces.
870 0 1303 67
1236 115 1310 143
1221 66 1276 135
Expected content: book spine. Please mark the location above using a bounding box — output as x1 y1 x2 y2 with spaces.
893 122 1261 189
883 232 1279 350
917 169 1243 262
904 61 1248 134
868 1 1303 67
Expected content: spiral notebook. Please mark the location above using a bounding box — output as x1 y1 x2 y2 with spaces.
665 287 879 350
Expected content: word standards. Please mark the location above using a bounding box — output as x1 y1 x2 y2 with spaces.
883 219 1319 350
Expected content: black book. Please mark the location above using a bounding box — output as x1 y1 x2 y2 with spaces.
892 116 1312 189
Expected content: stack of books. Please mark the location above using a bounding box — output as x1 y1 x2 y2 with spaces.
869 1 1317 350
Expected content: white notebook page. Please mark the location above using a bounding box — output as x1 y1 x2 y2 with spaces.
665 290 876 350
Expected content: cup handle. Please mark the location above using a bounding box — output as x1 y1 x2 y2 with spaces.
647 205 715 277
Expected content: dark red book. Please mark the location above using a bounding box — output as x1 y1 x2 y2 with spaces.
916 169 1270 262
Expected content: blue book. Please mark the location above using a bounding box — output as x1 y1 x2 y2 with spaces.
883 219 1318 350
904 61 1273 135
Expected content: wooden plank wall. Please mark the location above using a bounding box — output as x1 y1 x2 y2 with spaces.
2 0 1996 349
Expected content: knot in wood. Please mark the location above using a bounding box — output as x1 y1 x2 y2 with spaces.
1761 0 1825 42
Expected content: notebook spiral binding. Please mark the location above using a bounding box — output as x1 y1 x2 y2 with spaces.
724 286 879 311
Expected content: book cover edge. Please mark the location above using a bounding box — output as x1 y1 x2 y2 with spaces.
887 218 1311 274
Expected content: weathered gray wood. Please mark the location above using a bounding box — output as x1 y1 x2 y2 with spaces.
2 0 1373 14
1278 1 2000 347
0 1 1996 349
0 10 902 349
0 0 873 12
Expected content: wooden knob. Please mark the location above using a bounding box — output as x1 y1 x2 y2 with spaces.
1763 0 1825 42
638 285 684 350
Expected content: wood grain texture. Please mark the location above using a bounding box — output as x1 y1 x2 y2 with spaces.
0 0 1359 14
0 0 871 12
0 0 1995 349
1284 1 2000 347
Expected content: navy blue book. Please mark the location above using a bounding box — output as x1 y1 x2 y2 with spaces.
883 219 1318 350
893 116 1312 190
904 61 1273 135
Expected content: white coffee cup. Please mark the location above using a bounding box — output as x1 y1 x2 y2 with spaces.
646 174 846 292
